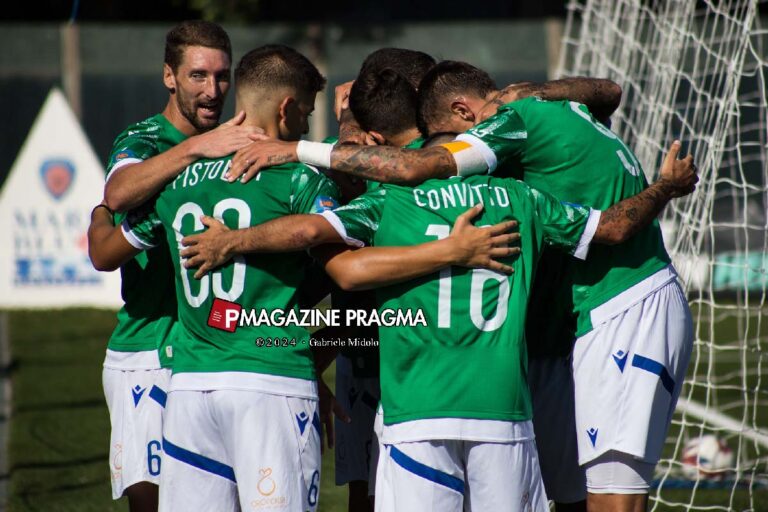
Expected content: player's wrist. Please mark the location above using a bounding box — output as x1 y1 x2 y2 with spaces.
297 140 333 168
653 177 678 198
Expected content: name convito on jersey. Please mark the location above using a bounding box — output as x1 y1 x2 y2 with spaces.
413 181 511 210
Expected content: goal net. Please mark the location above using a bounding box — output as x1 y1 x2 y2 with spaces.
558 1 768 509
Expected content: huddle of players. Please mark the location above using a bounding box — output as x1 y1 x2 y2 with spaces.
90 19 697 512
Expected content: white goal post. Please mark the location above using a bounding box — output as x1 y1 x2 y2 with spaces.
558 1 768 509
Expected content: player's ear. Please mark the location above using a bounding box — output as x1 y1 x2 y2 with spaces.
163 63 177 93
278 96 295 124
451 100 475 123
368 131 386 146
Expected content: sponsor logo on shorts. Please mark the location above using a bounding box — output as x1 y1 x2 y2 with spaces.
521 490 532 512
207 298 243 332
250 467 287 509
296 412 309 435
111 443 123 481
131 385 146 406
612 349 628 372
587 427 599 447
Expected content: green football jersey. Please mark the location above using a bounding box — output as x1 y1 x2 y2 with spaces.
106 114 185 367
125 158 340 380
464 97 671 336
327 175 595 425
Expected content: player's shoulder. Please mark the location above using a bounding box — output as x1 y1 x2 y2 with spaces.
265 161 321 176
116 114 168 140
488 175 536 201
501 95 559 115
110 114 167 154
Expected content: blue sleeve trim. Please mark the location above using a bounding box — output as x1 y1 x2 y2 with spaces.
631 354 675 394
148 385 167 408
162 437 236 483
389 445 465 494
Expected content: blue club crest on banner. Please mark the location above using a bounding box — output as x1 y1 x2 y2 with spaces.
40 159 75 200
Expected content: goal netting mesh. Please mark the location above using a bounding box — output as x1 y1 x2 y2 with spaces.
558 1 768 509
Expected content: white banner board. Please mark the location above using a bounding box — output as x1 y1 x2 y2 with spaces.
0 88 122 308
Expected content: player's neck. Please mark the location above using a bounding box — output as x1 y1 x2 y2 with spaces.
235 101 280 139
390 127 422 148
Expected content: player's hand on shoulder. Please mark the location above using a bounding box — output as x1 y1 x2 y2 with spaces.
658 140 698 198
225 135 294 184
180 215 234 279
449 204 520 274
191 110 265 159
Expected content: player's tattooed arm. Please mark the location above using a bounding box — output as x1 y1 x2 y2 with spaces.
330 144 457 184
229 137 457 185
312 205 520 291
478 78 622 124
87 203 140 271
594 141 697 245
105 111 260 212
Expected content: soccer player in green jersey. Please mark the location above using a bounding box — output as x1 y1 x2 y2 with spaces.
88 21 258 512
174 65 696 510
329 48 435 512
227 60 697 512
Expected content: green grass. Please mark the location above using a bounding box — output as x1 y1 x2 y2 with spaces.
4 309 347 512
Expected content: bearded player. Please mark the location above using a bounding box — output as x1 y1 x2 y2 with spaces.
88 21 257 512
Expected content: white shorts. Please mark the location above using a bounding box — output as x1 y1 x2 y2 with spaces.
527 356 586 504
334 355 380 485
102 365 171 499
368 405 384 497
374 439 548 512
572 278 693 466
158 389 321 512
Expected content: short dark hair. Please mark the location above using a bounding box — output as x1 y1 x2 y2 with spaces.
235 45 326 95
350 68 418 137
417 60 497 136
164 20 231 72
359 48 436 89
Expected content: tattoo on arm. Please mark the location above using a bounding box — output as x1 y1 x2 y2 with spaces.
496 78 622 120
598 181 673 243
330 145 456 184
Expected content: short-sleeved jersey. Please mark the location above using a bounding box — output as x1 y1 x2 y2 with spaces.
106 114 186 367
463 97 671 336
322 175 598 425
125 157 340 381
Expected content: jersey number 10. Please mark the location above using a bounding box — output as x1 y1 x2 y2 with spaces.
426 225 510 332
